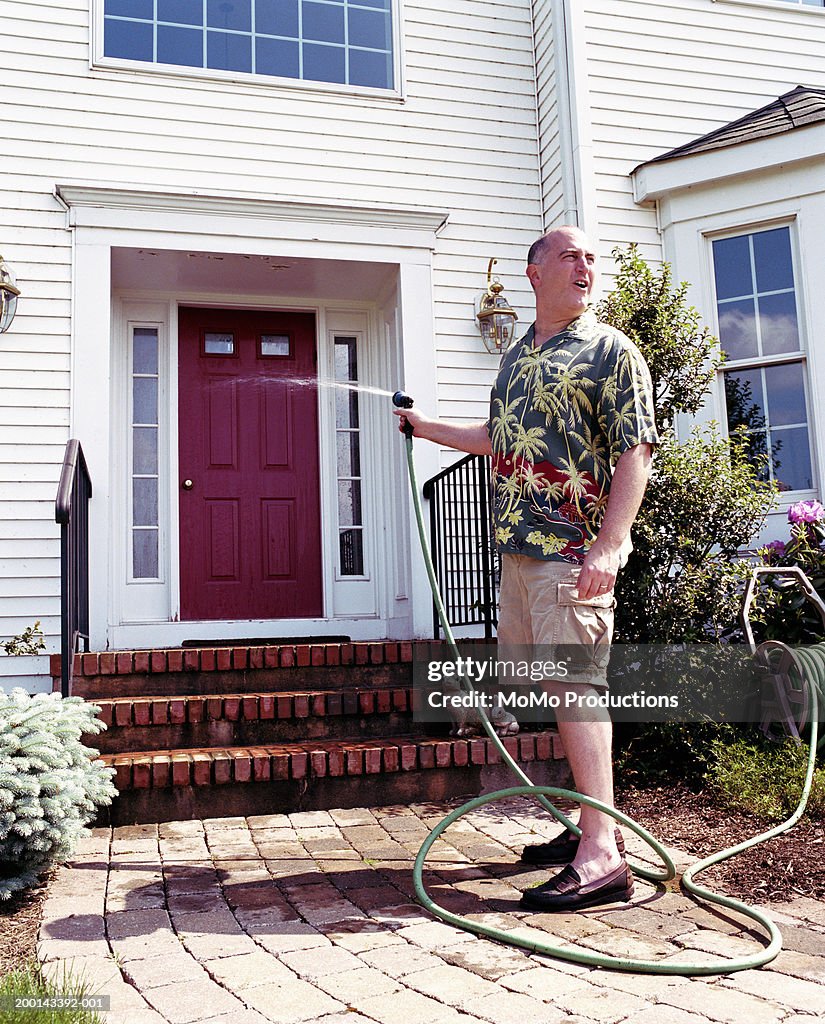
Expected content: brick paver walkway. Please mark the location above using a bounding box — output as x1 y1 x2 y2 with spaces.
38 799 825 1024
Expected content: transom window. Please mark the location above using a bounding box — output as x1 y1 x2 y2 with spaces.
712 225 815 493
102 0 395 90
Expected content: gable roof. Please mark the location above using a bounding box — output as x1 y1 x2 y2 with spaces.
641 86 825 166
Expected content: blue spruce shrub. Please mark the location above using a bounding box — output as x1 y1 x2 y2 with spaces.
0 689 116 899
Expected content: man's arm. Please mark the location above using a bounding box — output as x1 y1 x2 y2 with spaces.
392 408 492 456
576 442 653 600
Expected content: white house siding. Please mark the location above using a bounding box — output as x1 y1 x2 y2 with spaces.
532 0 567 230
0 0 547 654
578 0 825 264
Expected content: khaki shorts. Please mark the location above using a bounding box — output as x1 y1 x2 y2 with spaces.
497 554 615 688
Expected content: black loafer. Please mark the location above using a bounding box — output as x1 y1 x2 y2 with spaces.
519 861 633 912
521 827 625 866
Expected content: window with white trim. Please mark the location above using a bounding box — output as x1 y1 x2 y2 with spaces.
131 326 161 579
101 0 395 90
711 225 815 493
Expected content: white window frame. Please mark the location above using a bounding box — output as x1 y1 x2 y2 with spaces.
707 218 818 501
713 0 825 13
90 0 405 101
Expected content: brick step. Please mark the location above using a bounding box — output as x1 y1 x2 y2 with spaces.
98 731 568 825
55 642 432 699
91 687 416 754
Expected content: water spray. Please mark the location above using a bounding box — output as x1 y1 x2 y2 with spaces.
394 389 823 975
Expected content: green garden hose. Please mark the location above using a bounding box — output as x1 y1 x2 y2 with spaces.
400 426 823 976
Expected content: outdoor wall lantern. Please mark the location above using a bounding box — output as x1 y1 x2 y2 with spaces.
0 256 20 334
475 258 518 354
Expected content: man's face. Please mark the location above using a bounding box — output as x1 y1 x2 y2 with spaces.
526 229 596 322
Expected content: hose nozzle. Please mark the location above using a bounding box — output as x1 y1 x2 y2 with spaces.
392 391 415 438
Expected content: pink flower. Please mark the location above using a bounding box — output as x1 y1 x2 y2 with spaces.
760 539 786 563
787 500 825 525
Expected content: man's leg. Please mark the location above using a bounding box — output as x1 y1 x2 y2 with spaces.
541 679 620 884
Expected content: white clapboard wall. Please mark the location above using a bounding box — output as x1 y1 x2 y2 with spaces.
0 0 545 654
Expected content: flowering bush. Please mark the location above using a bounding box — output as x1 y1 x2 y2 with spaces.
755 500 825 643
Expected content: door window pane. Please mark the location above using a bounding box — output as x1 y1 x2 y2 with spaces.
334 336 366 574
134 328 159 373
131 327 161 579
133 530 159 579
204 332 235 355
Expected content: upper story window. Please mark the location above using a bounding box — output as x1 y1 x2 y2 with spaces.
712 225 815 494
102 0 395 90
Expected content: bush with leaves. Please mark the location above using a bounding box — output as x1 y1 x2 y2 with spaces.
2 622 45 657
596 244 776 643
0 690 116 900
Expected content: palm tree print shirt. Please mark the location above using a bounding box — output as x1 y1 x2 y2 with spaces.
488 310 658 563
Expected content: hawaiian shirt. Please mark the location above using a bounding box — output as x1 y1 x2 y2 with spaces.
487 310 659 563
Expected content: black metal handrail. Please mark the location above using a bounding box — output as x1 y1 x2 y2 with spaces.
55 440 92 697
422 453 498 639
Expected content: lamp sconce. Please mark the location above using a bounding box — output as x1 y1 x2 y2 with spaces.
0 255 20 334
475 258 518 354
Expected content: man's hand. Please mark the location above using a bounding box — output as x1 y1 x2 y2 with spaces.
392 406 432 438
576 540 622 600
575 443 653 601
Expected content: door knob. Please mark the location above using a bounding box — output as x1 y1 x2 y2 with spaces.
182 479 194 490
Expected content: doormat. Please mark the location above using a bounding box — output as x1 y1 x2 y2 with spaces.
181 636 352 647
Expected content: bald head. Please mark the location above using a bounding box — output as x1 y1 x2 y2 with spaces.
527 225 593 268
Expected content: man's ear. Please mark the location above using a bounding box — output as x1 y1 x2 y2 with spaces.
526 264 540 289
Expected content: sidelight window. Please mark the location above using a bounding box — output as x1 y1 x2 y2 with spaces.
131 327 161 579
334 335 364 576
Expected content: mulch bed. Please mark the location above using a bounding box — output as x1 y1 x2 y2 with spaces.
616 781 825 903
0 879 49 977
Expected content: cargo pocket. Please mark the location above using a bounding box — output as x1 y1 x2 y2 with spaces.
553 580 615 684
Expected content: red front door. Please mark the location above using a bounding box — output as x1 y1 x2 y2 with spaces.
178 307 322 621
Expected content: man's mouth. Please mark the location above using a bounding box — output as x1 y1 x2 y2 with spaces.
574 279 588 291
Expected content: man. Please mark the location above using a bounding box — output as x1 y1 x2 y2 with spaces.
394 226 658 911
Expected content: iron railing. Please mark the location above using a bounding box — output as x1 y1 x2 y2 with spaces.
55 440 92 697
422 454 498 639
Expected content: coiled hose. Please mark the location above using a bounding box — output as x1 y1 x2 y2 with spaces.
402 431 823 975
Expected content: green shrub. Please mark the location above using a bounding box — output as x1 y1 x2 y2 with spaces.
0 691 116 900
1 623 45 657
0 960 104 1023
708 734 825 820
596 245 776 644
